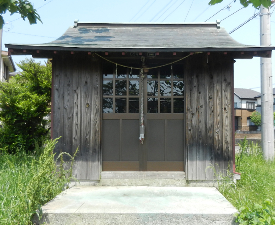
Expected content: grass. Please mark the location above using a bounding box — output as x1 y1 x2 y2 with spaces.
218 139 275 224
0 138 77 224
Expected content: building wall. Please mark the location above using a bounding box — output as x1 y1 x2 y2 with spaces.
52 54 102 181
234 95 241 108
235 109 257 131
185 53 233 181
52 52 233 181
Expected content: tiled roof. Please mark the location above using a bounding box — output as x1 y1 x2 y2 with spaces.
234 88 260 99
6 22 275 54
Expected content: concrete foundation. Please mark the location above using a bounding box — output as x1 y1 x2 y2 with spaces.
33 186 238 225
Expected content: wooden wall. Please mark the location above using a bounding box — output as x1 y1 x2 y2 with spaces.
51 52 233 181
52 54 101 180
185 53 234 180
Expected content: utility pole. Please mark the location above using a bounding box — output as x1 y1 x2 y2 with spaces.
260 5 274 160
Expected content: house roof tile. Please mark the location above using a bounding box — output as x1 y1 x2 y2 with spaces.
5 22 275 55
234 88 260 99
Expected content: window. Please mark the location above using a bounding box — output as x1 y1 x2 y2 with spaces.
234 102 238 108
102 64 184 114
246 101 255 109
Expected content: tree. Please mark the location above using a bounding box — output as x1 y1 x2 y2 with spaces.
0 0 41 29
250 111 262 126
209 0 273 8
0 59 51 153
250 111 275 126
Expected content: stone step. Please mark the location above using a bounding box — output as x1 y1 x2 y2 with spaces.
33 186 238 225
99 171 187 186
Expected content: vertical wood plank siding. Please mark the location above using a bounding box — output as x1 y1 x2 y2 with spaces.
52 52 233 181
52 55 101 180
185 54 233 180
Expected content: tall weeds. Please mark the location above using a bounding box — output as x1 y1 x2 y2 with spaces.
0 138 77 224
218 139 275 224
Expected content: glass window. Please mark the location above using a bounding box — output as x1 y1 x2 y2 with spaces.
115 98 126 113
115 80 127 96
246 102 255 109
103 80 113 96
148 98 158 113
160 80 171 96
129 98 139 113
160 98 171 113
129 80 139 95
173 81 184 96
103 98 113 113
147 80 158 96
174 99 184 113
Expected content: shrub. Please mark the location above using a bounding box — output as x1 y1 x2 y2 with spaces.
0 59 52 153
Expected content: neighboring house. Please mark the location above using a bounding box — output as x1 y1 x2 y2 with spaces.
6 21 274 182
0 51 16 128
234 88 260 131
0 51 16 82
255 88 275 113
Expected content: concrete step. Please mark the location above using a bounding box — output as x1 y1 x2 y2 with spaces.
33 186 238 225
99 171 187 186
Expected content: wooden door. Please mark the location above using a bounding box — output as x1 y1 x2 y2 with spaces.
102 63 184 171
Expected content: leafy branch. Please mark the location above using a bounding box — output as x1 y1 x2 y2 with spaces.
0 0 41 29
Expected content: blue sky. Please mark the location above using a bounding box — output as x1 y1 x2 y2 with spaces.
2 0 275 92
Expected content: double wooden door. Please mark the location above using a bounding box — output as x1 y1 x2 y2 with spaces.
102 63 185 171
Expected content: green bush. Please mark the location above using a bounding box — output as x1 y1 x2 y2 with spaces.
0 138 78 224
0 59 52 153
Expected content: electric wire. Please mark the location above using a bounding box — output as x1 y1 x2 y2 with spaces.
134 0 157 22
229 11 260 34
230 3 275 34
184 0 195 22
220 6 245 22
150 0 174 22
205 0 235 22
162 0 186 22
129 0 150 22
192 6 211 22
3 30 57 39
8 0 54 23
154 0 179 22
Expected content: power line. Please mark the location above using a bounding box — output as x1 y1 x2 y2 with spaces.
154 0 179 22
220 6 245 22
9 0 55 23
3 30 57 39
205 0 235 22
134 0 157 22
162 0 186 22
229 11 260 34
184 0 195 22
229 3 275 34
150 0 174 22
129 0 150 22
192 6 211 22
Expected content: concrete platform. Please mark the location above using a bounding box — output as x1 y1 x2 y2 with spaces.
33 186 238 225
